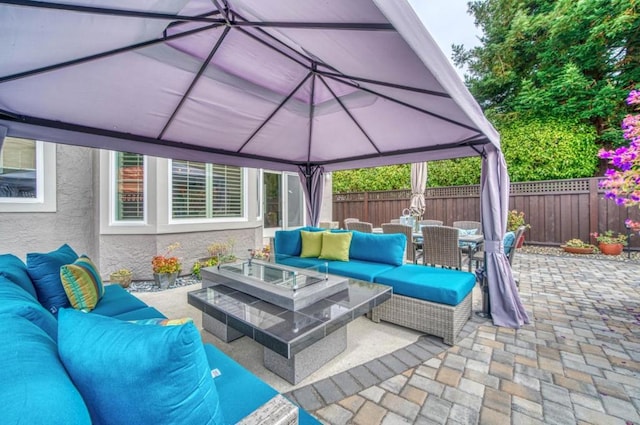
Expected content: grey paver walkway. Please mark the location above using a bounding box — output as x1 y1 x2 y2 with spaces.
286 253 640 424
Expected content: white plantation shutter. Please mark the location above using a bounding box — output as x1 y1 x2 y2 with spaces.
172 161 242 219
115 152 144 221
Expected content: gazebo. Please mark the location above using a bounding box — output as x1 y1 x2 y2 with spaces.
0 0 528 327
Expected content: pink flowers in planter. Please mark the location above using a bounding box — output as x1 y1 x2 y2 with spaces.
598 90 640 207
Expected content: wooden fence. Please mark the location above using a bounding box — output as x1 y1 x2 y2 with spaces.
332 177 640 248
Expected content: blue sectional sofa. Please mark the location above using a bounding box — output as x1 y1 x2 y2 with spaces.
274 227 476 344
0 247 320 425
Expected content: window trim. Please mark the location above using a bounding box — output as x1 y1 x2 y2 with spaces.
0 140 56 212
109 151 147 226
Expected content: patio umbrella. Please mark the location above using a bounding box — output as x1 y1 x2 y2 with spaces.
0 0 528 328
409 162 427 217
480 145 530 327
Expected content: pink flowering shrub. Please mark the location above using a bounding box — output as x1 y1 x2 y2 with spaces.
598 90 640 229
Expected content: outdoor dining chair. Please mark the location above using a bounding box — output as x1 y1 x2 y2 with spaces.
472 225 526 270
346 221 374 233
452 220 482 234
382 223 415 263
418 219 444 226
343 217 360 228
421 225 462 270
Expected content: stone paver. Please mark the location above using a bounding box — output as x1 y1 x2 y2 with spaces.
283 253 640 424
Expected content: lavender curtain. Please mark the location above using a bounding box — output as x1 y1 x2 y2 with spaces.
298 166 325 227
0 126 6 151
481 145 530 327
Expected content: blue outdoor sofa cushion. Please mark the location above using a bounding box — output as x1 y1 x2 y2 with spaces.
0 253 38 298
327 259 396 282
0 277 58 340
274 226 324 258
349 231 406 266
26 243 79 314
90 284 148 317
0 315 91 425
203 344 320 425
374 264 476 306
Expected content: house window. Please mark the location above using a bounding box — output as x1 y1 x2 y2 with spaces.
0 137 38 200
114 152 144 221
171 160 243 219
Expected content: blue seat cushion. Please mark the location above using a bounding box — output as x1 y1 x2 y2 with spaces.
110 306 167 321
203 345 320 424
374 265 476 306
58 308 224 425
0 315 91 425
349 232 406 266
0 278 58 340
0 253 38 298
26 243 79 314
277 255 330 271
328 259 395 282
90 284 149 317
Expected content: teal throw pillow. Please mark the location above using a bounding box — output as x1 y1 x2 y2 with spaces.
0 254 38 298
27 244 78 314
503 231 516 255
0 277 58 340
349 232 406 266
57 308 225 425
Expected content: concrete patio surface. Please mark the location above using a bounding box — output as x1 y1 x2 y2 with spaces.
137 253 640 424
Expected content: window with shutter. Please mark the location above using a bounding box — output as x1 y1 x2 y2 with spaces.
115 152 144 221
0 137 38 199
172 160 243 219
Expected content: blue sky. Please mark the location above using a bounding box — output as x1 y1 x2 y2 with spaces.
408 1 482 77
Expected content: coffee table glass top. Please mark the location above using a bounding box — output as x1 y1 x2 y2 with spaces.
217 260 326 290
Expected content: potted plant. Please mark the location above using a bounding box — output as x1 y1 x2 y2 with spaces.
109 268 133 288
590 231 628 255
507 210 530 248
206 238 237 264
151 242 181 289
561 239 596 254
191 257 218 280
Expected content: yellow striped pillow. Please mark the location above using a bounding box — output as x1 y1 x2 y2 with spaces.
60 256 105 312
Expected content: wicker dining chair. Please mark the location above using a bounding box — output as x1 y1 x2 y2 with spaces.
382 223 414 263
452 220 482 235
419 219 444 226
473 225 526 269
346 221 373 233
421 225 462 269
343 217 360 228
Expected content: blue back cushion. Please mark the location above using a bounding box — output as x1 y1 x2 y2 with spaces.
27 244 78 314
503 231 516 255
274 227 323 257
349 232 406 266
0 278 58 340
0 315 91 425
0 253 38 298
86 283 148 317
58 308 225 425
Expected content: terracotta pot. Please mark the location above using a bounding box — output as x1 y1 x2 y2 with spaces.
598 243 624 256
561 246 595 254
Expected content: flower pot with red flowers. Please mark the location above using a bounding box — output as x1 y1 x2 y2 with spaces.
152 243 182 289
591 231 628 256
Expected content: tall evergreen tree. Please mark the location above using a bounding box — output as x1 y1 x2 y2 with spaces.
454 0 639 145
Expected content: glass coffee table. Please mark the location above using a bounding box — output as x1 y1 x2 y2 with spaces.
188 260 392 384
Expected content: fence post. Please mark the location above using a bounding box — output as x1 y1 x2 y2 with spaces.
363 191 369 223
589 178 599 237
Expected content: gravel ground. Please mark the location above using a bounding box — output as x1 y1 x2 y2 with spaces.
519 244 640 262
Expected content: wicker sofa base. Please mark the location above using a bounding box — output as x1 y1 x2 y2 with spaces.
370 291 472 345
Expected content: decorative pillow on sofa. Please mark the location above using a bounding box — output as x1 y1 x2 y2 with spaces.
319 232 353 261
300 230 325 258
60 255 105 312
27 244 78 314
349 232 406 266
57 308 225 425
274 226 323 257
0 254 38 298
0 277 58 340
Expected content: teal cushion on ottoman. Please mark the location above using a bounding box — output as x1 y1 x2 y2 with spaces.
58 308 225 425
0 277 58 339
0 253 38 298
27 243 78 314
374 265 475 306
0 315 91 424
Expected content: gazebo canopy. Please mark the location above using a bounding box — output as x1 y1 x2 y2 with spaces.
0 0 499 171
0 0 527 328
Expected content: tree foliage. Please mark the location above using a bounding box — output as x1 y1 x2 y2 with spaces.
453 0 639 145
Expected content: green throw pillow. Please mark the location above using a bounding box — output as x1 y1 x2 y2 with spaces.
60 256 105 313
319 232 353 261
300 230 325 258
